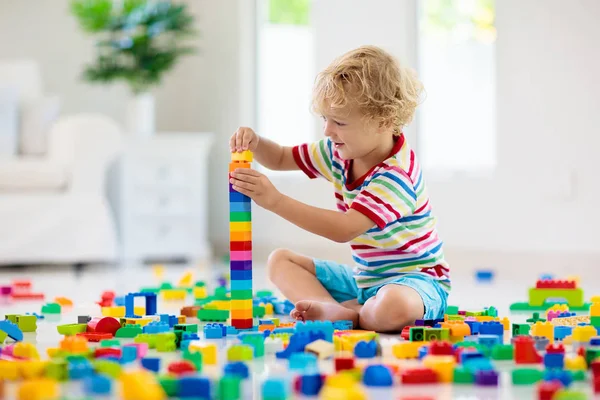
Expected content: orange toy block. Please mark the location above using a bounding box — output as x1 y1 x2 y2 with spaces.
230 231 251 242
231 309 253 319
229 162 251 172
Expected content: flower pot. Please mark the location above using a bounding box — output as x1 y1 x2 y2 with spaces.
126 92 154 136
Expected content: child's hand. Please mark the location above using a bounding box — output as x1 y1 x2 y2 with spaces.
230 127 260 153
230 168 283 210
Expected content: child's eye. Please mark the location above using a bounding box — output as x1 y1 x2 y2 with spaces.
335 120 346 127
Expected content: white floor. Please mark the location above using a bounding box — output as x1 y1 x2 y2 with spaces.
0 260 599 399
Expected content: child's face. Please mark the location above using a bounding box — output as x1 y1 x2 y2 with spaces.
321 103 387 161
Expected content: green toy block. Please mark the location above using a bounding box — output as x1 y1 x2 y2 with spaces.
553 390 587 400
447 315 465 321
134 333 157 349
256 290 273 298
231 290 253 300
140 287 160 293
159 282 174 290
46 359 68 381
445 305 459 315
156 332 177 352
57 323 87 336
159 375 179 397
0 330 7 343
453 367 474 384
253 306 265 318
511 301 590 312
100 339 121 348
571 370 586 381
194 298 212 306
484 306 498 317
16 315 37 332
454 342 490 357
409 327 424 342
214 287 229 300
115 324 142 338
242 334 265 358
5 314 19 323
591 316 600 327
197 309 229 322
41 303 61 314
230 211 252 222
512 323 531 336
183 350 203 371
195 281 206 287
529 287 584 307
94 359 122 378
511 368 543 385
585 347 600 366
174 324 198 333
490 344 513 360
424 328 449 341
465 311 484 317
526 313 546 323
219 376 241 400
227 344 253 362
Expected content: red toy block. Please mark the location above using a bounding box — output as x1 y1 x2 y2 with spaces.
577 346 586 358
537 380 562 400
591 360 600 377
514 336 542 364
167 360 196 376
401 326 414 340
401 368 438 384
87 317 121 335
535 280 576 289
11 292 44 300
594 375 600 394
429 341 453 356
12 280 31 290
334 356 355 372
545 343 565 354
97 291 116 307
231 319 253 329
95 347 122 359
77 332 113 342
230 241 252 251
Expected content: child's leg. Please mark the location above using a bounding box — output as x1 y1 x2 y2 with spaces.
357 285 425 332
267 249 359 326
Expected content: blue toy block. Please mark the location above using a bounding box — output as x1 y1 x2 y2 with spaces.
259 319 275 325
231 279 253 291
169 315 178 328
479 322 503 339
224 361 250 379
204 323 226 339
231 270 252 281
465 320 480 335
460 348 484 364
272 328 295 335
590 336 600 346
332 320 353 331
418 345 429 360
354 340 378 358
544 352 565 369
178 376 211 399
124 292 157 318
539 274 554 280
0 320 23 341
229 192 251 202
26 312 44 320
68 359 93 379
141 357 161 373
475 269 494 281
477 334 500 348
555 326 573 341
543 369 572 387
463 357 494 373
300 374 324 396
143 321 170 334
276 332 323 359
159 314 170 324
182 332 199 341
230 201 251 212
273 300 294 315
295 321 334 342
289 352 318 372
226 326 239 336
114 296 125 306
120 346 137 364
263 378 288 400
83 374 112 395
363 365 393 387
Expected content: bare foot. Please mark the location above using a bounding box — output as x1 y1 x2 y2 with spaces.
290 300 359 326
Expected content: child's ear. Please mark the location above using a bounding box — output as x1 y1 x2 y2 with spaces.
377 118 394 133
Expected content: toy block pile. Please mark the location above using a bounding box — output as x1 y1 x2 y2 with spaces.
511 276 588 311
229 150 254 330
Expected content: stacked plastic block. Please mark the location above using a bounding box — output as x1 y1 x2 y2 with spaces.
229 150 254 330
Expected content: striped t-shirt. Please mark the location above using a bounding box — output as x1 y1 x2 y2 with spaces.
292 135 451 292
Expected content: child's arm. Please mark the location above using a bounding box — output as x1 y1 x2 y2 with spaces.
230 168 375 243
230 127 298 171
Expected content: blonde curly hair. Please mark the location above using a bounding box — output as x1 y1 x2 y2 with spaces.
312 45 424 134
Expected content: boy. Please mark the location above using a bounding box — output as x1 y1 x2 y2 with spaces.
229 45 450 332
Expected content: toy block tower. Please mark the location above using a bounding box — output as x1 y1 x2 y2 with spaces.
229 150 254 330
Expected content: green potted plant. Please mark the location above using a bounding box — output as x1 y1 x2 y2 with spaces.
70 0 196 136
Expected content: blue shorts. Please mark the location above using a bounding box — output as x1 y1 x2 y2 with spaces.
314 259 448 320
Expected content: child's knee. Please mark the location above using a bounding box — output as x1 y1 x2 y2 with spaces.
360 285 424 331
266 248 292 281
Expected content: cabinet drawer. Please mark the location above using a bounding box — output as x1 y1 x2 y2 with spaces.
132 219 194 256
133 188 193 216
129 157 191 187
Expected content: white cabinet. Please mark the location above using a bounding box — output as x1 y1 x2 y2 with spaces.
117 133 214 264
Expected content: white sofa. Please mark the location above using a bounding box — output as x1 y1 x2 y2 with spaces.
0 60 122 265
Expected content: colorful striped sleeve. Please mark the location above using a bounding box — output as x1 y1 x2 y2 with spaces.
292 138 334 182
350 167 417 229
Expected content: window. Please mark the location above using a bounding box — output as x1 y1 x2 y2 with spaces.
256 0 316 147
417 0 497 172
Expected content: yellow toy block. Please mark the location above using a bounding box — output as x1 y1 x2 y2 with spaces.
178 270 193 287
231 150 253 163
392 341 429 359
423 355 456 383
152 264 165 281
572 325 597 343
161 289 187 301
47 348 60 358
102 306 125 317
229 222 252 232
531 321 554 344
193 286 207 299
265 303 274 315
13 342 40 359
231 309 253 319
19 361 48 379
590 302 600 317
0 360 19 380
499 317 510 331
565 355 587 371
18 378 60 400
231 299 253 310
120 370 166 400
208 300 230 310
320 374 366 400
305 339 335 359
546 304 570 316
188 342 217 365
178 315 186 324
